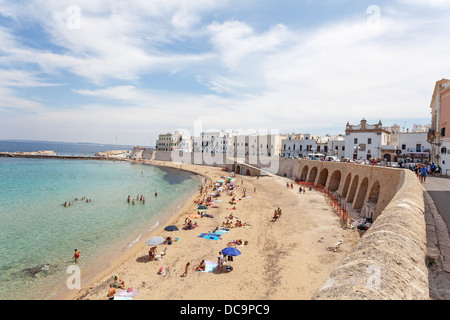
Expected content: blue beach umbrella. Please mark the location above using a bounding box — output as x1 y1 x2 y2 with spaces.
164 225 179 231
222 247 241 256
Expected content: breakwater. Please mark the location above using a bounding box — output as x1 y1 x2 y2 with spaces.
0 153 126 161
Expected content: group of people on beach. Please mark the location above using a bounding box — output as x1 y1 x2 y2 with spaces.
273 207 283 222
63 197 91 207
104 172 252 299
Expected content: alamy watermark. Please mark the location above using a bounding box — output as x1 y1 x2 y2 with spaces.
66 265 81 290
66 5 81 30
168 120 281 175
366 5 381 29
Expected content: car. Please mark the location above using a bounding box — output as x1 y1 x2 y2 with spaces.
387 162 399 168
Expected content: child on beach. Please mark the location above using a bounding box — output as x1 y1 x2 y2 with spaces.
73 249 81 263
182 262 190 277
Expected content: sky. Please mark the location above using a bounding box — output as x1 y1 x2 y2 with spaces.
0 0 449 146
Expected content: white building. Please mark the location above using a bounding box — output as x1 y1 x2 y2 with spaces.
233 133 286 158
344 119 390 160
281 133 320 158
327 135 346 159
385 123 431 164
156 131 193 152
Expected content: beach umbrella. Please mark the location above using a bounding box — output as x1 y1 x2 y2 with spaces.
146 236 165 246
197 205 208 209
189 214 201 219
164 225 179 231
222 247 241 256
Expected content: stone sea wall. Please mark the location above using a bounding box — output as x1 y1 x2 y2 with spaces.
312 169 429 300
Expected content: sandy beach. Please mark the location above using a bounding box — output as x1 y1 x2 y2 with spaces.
64 160 360 300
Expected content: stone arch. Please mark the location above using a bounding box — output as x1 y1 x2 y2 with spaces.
317 168 328 186
300 166 309 181
236 165 241 174
384 154 391 162
246 169 251 176
342 173 352 197
354 177 369 210
365 181 380 219
307 167 318 183
328 170 341 192
346 175 359 203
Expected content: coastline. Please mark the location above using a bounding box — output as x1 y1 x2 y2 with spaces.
53 159 204 300
64 159 360 300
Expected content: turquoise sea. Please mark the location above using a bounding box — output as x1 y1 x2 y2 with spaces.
0 156 201 300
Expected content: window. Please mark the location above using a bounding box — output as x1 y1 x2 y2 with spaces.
402 144 406 150
368 138 372 144
442 127 446 137
354 138 358 144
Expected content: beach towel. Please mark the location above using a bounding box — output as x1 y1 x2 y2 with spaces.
115 289 139 298
113 296 133 300
214 228 229 235
203 233 221 240
198 261 218 273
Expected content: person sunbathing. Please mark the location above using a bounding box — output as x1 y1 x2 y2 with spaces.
195 260 206 271
227 239 243 246
113 276 125 289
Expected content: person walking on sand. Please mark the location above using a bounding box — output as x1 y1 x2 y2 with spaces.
218 251 224 272
182 262 190 277
73 249 81 263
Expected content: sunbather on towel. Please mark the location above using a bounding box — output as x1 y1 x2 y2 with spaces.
195 260 206 271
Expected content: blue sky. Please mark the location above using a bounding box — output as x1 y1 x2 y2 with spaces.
0 0 449 146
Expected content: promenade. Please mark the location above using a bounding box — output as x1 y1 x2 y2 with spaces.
423 176 450 299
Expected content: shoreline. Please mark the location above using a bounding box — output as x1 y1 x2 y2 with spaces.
65 160 360 300
53 160 205 300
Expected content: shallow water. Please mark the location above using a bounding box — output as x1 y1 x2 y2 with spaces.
0 158 201 300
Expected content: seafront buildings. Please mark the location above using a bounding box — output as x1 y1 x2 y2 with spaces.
147 121 431 165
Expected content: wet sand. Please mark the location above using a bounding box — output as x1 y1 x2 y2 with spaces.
64 160 360 300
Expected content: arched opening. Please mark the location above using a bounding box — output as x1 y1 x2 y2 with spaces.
365 181 380 219
317 168 328 186
307 167 318 183
346 175 359 203
354 177 369 210
236 166 241 174
384 154 391 162
246 169 251 176
328 170 341 192
342 173 351 197
300 166 309 181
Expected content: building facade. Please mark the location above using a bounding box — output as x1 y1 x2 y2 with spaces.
429 78 450 174
344 119 390 160
156 131 192 152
